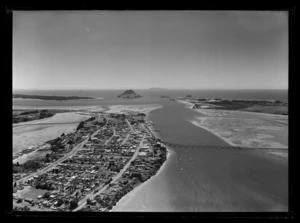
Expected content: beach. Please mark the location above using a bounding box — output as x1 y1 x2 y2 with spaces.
112 145 175 212
113 148 288 212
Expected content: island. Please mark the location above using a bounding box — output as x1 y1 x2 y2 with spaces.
117 90 142 99
13 94 95 101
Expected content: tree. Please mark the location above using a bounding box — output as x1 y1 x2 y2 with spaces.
23 206 30 211
35 181 41 189
45 153 50 162
43 192 51 199
51 145 59 153
69 198 78 210
76 121 85 131
87 198 92 205
56 199 63 207
14 182 17 187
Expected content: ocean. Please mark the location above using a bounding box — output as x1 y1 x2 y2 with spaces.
13 89 288 110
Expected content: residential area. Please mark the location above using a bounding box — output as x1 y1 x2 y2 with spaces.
13 111 167 212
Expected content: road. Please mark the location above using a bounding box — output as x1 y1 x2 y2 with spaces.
143 123 157 139
104 127 116 146
74 134 145 212
15 126 106 185
125 119 134 132
73 120 133 211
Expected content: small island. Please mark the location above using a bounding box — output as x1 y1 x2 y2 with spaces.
117 90 142 99
13 94 94 101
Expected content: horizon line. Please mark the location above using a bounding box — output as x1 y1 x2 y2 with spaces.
13 88 288 91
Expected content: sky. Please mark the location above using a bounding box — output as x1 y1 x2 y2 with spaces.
13 11 288 90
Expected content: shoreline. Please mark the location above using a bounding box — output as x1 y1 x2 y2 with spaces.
13 105 108 112
111 105 174 212
13 100 288 212
104 104 163 114
177 99 288 160
177 99 288 117
111 144 173 212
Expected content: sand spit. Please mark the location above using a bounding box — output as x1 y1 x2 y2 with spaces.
13 105 108 112
187 108 288 160
105 104 163 114
176 100 288 158
177 100 194 109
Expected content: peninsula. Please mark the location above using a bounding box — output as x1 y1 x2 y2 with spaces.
13 110 167 212
13 94 95 101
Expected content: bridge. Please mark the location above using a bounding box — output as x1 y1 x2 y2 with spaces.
159 141 287 153
143 124 287 153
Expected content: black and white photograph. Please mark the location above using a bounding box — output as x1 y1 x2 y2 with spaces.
9 9 292 216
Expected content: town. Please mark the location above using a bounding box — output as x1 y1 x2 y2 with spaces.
13 111 167 212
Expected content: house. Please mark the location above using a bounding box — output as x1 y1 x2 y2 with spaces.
200 105 210 109
138 152 147 156
24 198 33 204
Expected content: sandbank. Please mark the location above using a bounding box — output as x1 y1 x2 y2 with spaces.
13 112 91 155
105 104 163 114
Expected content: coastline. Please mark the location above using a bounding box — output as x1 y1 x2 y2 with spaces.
111 105 174 212
13 105 108 112
177 100 288 148
13 99 288 212
177 99 194 109
104 104 163 114
111 144 173 212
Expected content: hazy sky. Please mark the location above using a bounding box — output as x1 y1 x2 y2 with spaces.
13 11 288 90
